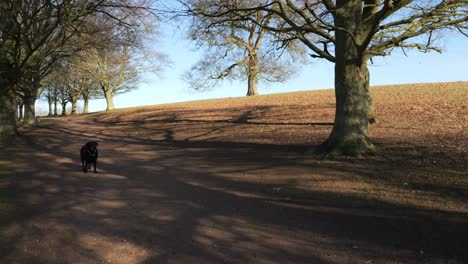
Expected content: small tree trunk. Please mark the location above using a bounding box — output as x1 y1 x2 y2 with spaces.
48 97 53 116
53 87 58 116
54 98 58 115
22 94 37 127
61 102 67 116
0 88 17 139
70 97 78 115
102 86 115 111
246 53 259 96
17 103 24 120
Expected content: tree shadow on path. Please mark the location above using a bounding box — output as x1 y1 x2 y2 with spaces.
1 118 467 264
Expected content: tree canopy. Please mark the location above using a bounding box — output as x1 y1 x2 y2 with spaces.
0 0 163 134
180 0 308 96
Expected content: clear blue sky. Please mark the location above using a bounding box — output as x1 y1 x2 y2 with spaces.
36 23 468 114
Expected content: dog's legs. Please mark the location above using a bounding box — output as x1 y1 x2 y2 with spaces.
82 160 86 172
93 161 97 173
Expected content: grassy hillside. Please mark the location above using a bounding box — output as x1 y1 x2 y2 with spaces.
83 81 467 150
1 81 466 263
71 81 468 210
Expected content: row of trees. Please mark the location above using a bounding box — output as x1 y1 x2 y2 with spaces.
1 1 467 157
37 41 164 116
0 0 161 133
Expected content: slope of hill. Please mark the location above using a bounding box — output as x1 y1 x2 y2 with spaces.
86 81 467 154
79 81 468 208
1 81 467 263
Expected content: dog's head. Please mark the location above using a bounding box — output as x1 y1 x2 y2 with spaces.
86 141 98 155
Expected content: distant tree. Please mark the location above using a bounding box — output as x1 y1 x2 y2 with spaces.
42 65 68 116
67 83 82 115
40 86 55 116
58 84 70 116
62 11 166 112
80 76 98 114
41 64 66 117
62 60 83 115
78 45 140 111
184 0 468 157
181 0 307 96
16 96 24 120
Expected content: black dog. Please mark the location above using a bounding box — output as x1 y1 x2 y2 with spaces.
80 141 99 173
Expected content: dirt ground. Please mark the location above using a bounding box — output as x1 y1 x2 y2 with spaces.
1 82 467 263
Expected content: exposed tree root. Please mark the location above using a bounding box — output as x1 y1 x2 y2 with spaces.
319 136 376 159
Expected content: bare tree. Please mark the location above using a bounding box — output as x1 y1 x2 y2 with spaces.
66 81 82 115
41 64 68 116
1 0 89 129
79 45 140 111
59 86 69 116
182 0 468 157
61 8 166 112
180 0 307 96
0 0 161 137
39 86 55 116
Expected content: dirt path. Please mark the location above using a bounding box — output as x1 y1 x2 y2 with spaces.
1 115 467 264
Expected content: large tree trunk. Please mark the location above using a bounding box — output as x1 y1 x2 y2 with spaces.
0 88 17 139
321 62 376 157
102 86 115 111
22 94 37 126
321 2 375 157
246 53 259 96
22 69 42 126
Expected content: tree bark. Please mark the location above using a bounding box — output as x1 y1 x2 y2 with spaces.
61 102 67 116
321 62 376 157
22 94 37 126
368 94 376 124
17 102 24 120
320 2 375 157
102 86 115 111
48 97 53 116
54 98 58 115
83 93 89 114
70 97 78 115
246 53 259 96
54 87 58 115
0 88 17 139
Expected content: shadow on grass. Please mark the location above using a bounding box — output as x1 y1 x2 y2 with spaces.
0 116 467 263
89 105 334 127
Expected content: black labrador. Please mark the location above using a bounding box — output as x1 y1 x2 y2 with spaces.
80 141 99 173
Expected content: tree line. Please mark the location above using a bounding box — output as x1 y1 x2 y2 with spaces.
0 0 162 128
1 0 467 157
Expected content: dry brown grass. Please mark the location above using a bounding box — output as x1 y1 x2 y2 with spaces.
1 81 467 263
81 81 468 210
